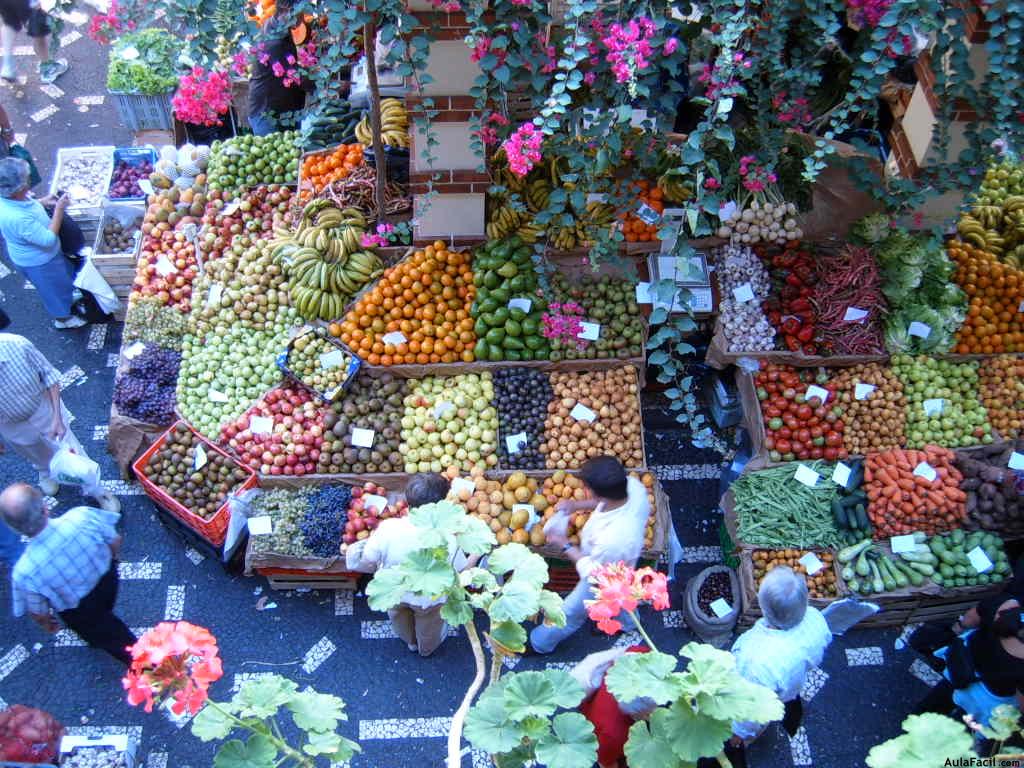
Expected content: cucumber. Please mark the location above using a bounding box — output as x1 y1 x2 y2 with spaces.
847 461 864 490
838 538 873 564
854 504 869 530
832 498 849 529
840 491 867 509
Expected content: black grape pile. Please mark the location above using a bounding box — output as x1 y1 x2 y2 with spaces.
494 368 552 469
113 344 181 423
300 484 352 557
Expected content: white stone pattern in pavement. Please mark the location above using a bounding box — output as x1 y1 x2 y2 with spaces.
0 696 7 710
679 546 723 564
30 105 59 123
87 324 107 351
101 479 145 496
909 658 944 687
12 45 33 56
651 463 723 480
302 636 337 673
164 585 185 620
544 661 578 672
74 95 105 106
846 646 884 666
334 590 354 616
800 666 829 702
60 30 82 46
39 83 63 100
184 546 205 565
107 353 120 368
360 620 457 641
662 610 686 628
613 630 644 649
359 716 452 740
0 644 29 682
147 752 168 768
65 725 143 741
59 365 86 390
232 672 274 692
789 726 813 766
93 425 109 441
0 262 11 279
119 561 163 579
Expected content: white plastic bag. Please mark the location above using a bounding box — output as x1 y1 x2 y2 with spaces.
49 437 100 489
73 256 121 315
543 509 570 541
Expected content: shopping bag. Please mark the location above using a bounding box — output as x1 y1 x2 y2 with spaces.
48 438 101 489
73 255 121 315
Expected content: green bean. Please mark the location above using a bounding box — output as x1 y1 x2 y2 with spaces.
732 461 842 549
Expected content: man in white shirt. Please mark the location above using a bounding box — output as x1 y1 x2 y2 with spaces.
346 473 455 656
730 566 832 752
530 455 650 654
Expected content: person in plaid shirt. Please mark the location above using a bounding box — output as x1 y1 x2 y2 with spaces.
1 483 135 664
0 333 119 512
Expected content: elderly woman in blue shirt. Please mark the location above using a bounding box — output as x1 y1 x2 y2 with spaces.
0 156 84 329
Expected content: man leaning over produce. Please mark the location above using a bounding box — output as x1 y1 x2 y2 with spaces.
346 472 460 656
1 482 136 664
727 566 831 765
0 333 120 512
529 455 650 654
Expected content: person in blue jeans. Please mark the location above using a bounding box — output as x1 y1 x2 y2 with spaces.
0 516 23 564
529 456 650 654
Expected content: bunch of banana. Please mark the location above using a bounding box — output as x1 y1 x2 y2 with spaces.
525 178 551 213
549 225 580 251
514 220 544 244
354 98 410 148
269 199 385 321
658 172 692 204
485 204 523 241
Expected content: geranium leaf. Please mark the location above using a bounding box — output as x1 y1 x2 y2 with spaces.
464 686 527 753
191 704 235 742
488 578 541 623
366 566 410 611
519 715 551 741
533 713 598 768
460 566 499 593
286 689 345 733
494 744 535 768
233 675 297 719
213 734 277 768
537 589 566 627
440 589 474 626
866 713 975 768
544 670 587 709
663 698 734 762
678 643 783 725
487 543 549 586
408 501 466 537
982 704 1021 742
453 514 499 554
489 620 527 655
624 710 694 768
399 549 456 597
301 730 342 756
503 671 561 720
605 651 682 706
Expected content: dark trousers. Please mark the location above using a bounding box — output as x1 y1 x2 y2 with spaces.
58 563 136 665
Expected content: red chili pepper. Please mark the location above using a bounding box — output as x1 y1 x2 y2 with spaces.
782 318 801 335
785 336 801 351
797 325 814 343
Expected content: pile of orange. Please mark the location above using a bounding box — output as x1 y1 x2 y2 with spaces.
300 144 365 195
978 355 1024 437
621 180 663 243
949 239 1024 353
331 241 477 365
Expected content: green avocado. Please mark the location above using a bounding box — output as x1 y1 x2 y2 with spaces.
478 296 499 315
505 319 522 337
492 244 511 260
473 338 489 360
524 334 545 350
497 261 519 278
522 317 540 336
490 287 510 305
473 317 490 337
504 335 525 350
504 349 523 362
509 307 527 322
519 347 534 360
492 307 510 325
485 327 506 345
508 274 532 293
487 344 504 362
483 270 501 290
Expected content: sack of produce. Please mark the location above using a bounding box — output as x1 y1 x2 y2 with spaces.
682 565 740 648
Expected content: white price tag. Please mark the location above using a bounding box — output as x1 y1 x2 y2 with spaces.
719 200 738 221
635 281 653 304
805 385 830 404
208 388 229 403
249 415 273 435
586 193 607 204
381 331 407 346
450 477 475 497
505 432 528 454
636 202 660 225
908 321 932 339
923 398 945 417
1010 452 1024 471
137 178 154 195
155 254 176 276
434 401 455 419
363 494 388 513
221 200 241 217
709 598 733 618
570 403 597 422
968 546 994 573
913 462 937 482
832 462 852 488
182 223 198 242
512 503 539 530
508 298 532 313
351 428 375 448
843 306 869 323
247 516 273 536
577 322 601 341
208 283 223 306
794 464 820 487
890 535 917 554
123 341 145 360
854 383 876 401
732 283 755 303
799 552 825 575
192 444 207 471
320 349 345 369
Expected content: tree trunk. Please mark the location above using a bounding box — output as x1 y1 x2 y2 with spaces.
362 21 388 225
448 621 486 768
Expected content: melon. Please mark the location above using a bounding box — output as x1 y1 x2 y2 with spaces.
176 144 196 165
159 145 177 164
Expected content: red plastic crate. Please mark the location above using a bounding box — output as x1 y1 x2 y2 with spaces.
132 420 257 547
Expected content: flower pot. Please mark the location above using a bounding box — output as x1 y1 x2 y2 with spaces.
681 565 740 648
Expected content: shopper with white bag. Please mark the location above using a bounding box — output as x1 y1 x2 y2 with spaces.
0 333 119 512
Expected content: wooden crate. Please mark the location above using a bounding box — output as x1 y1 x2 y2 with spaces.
255 566 359 591
93 252 136 321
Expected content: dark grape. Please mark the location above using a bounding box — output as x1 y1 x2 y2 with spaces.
299 484 352 557
112 343 181 423
494 368 552 469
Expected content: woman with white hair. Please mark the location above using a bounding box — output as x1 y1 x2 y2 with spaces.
728 566 831 761
0 156 83 329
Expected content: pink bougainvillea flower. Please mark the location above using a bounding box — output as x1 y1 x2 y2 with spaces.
172 67 233 127
703 177 721 190
123 622 223 716
501 122 544 177
663 36 679 55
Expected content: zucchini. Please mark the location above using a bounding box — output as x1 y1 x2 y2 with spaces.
847 461 864 490
892 558 925 586
869 561 884 593
838 538 873 564
885 557 909 588
906 561 935 577
847 577 861 593
855 548 871 577
854 504 869 530
878 557 898 591
842 565 855 581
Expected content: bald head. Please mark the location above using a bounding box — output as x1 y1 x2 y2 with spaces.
0 483 47 537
